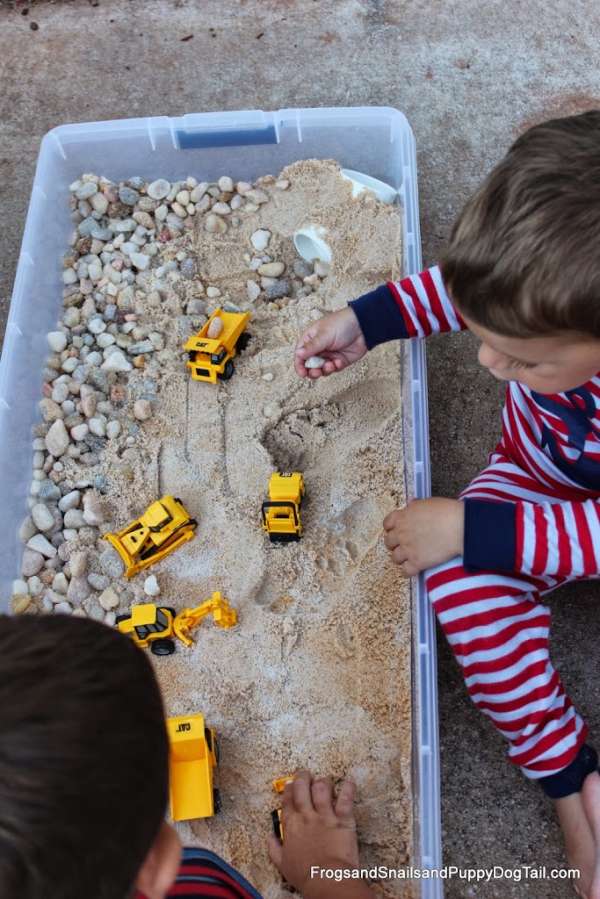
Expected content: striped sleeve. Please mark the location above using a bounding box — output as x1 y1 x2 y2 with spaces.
164 847 263 898
348 265 467 349
463 496 600 578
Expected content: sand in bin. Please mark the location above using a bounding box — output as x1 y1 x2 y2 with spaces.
107 162 413 897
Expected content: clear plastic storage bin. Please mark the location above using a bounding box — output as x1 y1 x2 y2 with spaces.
0 106 442 896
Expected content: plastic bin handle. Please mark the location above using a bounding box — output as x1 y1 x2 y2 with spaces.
177 125 277 149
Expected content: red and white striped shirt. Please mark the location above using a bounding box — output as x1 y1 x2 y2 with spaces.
349 267 600 579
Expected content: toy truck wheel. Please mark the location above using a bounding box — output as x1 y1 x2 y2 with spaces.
236 332 251 352
115 614 129 624
218 360 234 381
213 788 222 814
150 638 176 656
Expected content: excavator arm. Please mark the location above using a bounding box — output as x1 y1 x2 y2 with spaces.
173 592 238 647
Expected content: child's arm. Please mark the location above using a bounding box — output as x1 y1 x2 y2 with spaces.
295 265 466 379
267 771 375 899
461 496 600 579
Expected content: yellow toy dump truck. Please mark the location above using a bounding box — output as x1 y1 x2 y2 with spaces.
261 472 305 542
116 592 238 657
167 713 220 821
184 308 251 383
104 495 197 579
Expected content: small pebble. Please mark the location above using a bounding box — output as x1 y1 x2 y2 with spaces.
21 548 44 576
250 229 271 252
12 595 32 614
47 331 67 353
67 576 90 604
12 579 29 596
218 176 234 192
58 490 81 512
206 286 221 299
147 179 171 200
52 572 69 595
144 574 160 596
314 260 330 277
88 572 109 592
88 417 106 438
101 350 132 372
45 419 70 457
100 546 124 578
83 491 105 526
54 601 73 615
205 214 227 234
64 509 86 529
207 316 224 338
31 503 55 532
99 586 120 611
119 186 139 206
305 355 326 369
27 533 57 559
106 420 121 439
133 399 152 421
70 551 88 577
262 372 274 382
258 261 285 277
246 280 261 302
71 423 89 442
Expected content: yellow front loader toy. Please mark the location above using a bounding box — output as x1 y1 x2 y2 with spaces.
271 775 294 842
116 592 238 656
167 713 220 821
184 308 251 384
261 472 305 542
104 495 197 579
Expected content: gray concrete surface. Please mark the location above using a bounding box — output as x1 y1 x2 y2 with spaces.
2 1 600 896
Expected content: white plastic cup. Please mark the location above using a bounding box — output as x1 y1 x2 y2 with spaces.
293 225 332 263
340 168 397 204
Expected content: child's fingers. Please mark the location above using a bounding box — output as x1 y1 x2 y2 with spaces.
383 529 401 551
267 833 284 869
383 508 402 531
334 778 357 823
311 777 335 816
292 769 314 813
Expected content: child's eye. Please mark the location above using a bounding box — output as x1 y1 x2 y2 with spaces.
508 357 537 370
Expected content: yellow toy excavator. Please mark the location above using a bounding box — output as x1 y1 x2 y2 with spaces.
104 495 197 579
116 592 237 656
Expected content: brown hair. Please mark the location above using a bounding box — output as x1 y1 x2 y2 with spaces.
0 614 169 899
441 110 600 338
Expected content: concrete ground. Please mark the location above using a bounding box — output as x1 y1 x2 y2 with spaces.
2 1 600 895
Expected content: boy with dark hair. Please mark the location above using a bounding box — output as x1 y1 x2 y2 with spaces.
0 614 375 899
295 110 600 898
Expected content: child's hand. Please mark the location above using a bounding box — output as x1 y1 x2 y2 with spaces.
294 308 367 379
267 770 372 898
383 498 464 575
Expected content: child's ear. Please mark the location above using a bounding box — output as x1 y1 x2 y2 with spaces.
135 821 182 899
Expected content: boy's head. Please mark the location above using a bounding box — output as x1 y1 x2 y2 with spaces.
0 614 179 899
441 110 600 393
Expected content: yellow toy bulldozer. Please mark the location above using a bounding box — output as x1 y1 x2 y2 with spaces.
184 308 251 384
261 472 305 542
116 592 237 656
167 713 220 821
104 495 197 579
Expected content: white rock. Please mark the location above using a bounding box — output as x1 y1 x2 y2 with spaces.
90 192 109 214
54 601 73 615
58 490 81 512
133 400 152 421
236 181 252 195
106 420 121 439
22 548 44 576
147 179 171 200
130 252 150 271
64 509 86 529
206 286 221 299
258 261 285 277
19 515 37 542
250 229 271 252
83 491 105 526
99 586 120 611
45 419 70 457
245 188 269 204
207 316 224 338
71 423 89 442
67 576 90 604
27 575 43 596
52 572 69 595
70 550 88 577
218 175 234 192
305 355 326 369
190 183 208 203
275 179 290 190
212 201 231 216
88 417 106 438
246 280 261 302
88 316 107 335
144 574 160 597
102 350 132 372
205 214 227 234
262 372 274 382
314 260 330 277
27 534 57 558
62 268 78 285
12 578 28 596
47 331 67 353
104 610 117 627
31 503 55 532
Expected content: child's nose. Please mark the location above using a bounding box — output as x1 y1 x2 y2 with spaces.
478 343 506 371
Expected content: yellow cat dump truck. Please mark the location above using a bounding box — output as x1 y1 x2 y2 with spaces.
167 713 220 821
104 495 197 579
261 472 305 542
116 592 238 657
184 308 251 383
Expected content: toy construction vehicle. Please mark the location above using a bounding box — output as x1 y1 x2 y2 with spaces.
104 495 197 579
116 592 238 657
261 472 305 542
271 775 294 841
167 713 220 821
184 308 251 384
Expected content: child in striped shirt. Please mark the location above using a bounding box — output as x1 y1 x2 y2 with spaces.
295 110 600 899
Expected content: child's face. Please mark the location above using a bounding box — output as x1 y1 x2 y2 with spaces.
463 316 600 394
